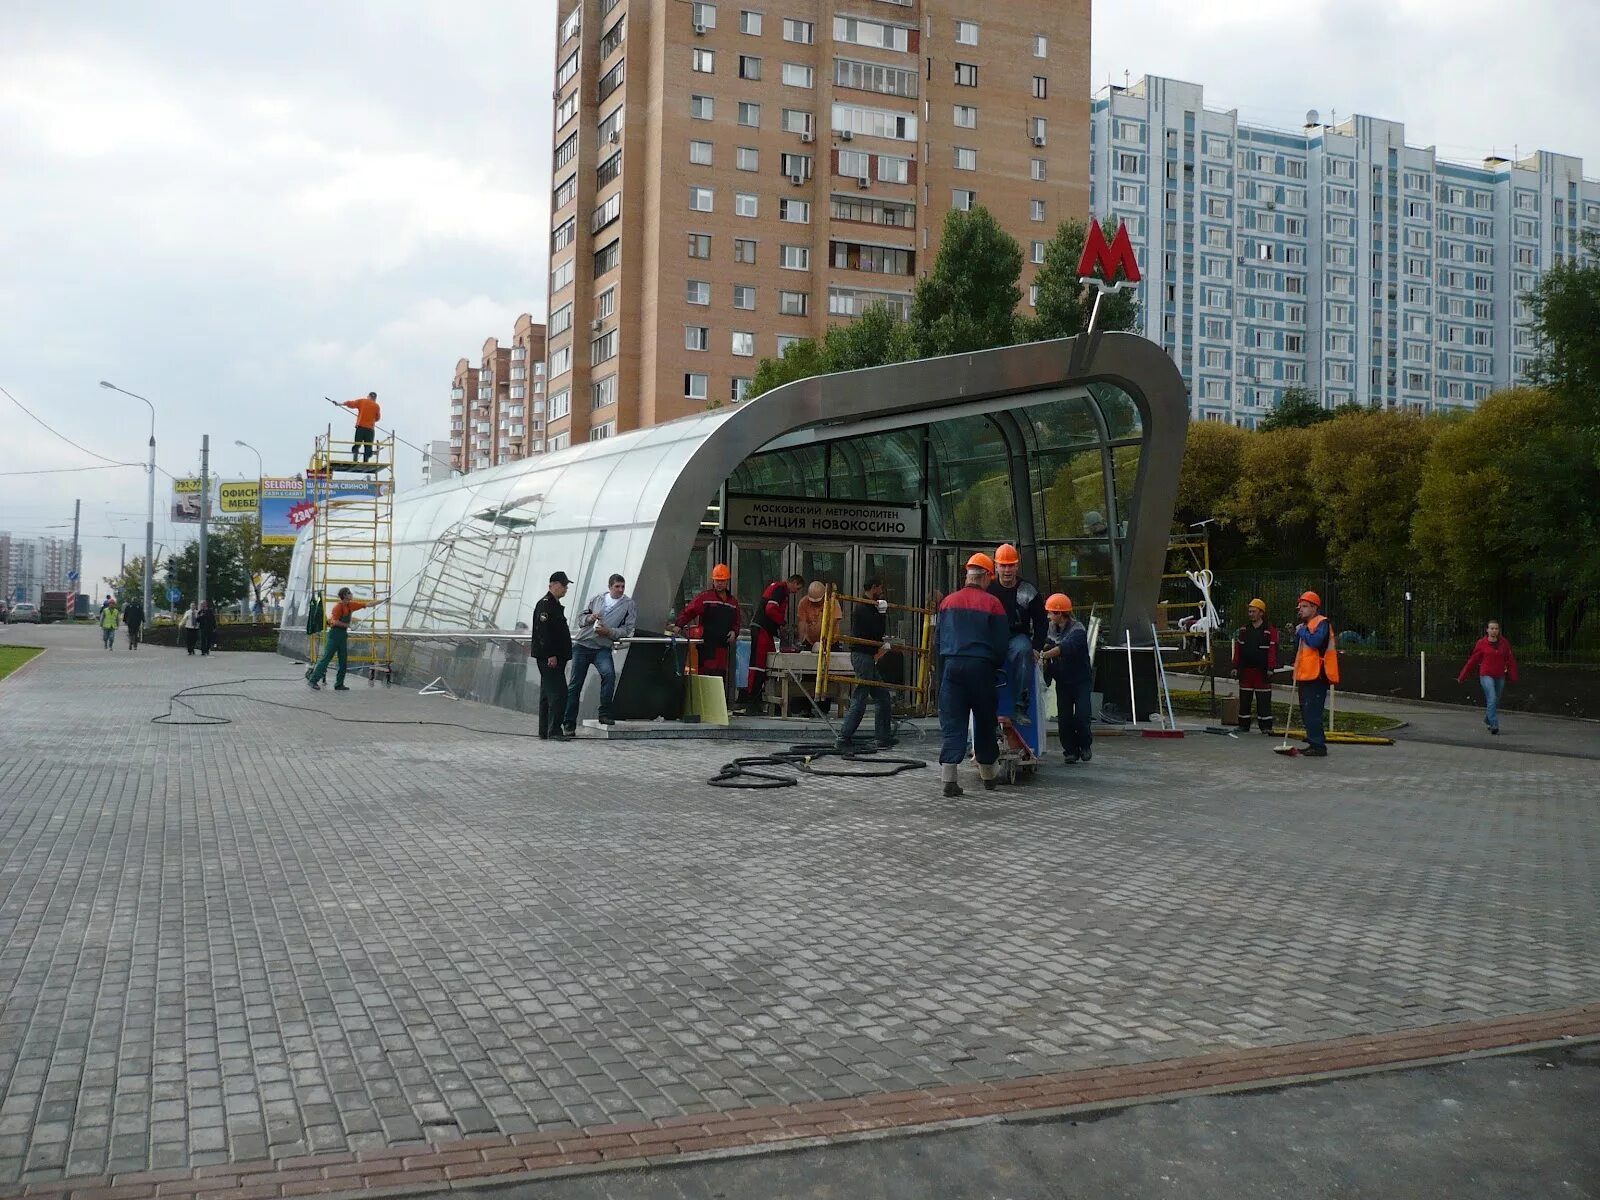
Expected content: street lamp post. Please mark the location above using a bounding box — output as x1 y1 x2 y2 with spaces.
234 441 264 539
99 381 156 618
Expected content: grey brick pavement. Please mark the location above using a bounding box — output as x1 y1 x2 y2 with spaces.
0 626 1596 1184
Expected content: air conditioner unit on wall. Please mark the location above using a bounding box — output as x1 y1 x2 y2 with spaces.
800 131 814 143
693 23 706 35
790 174 805 186
591 318 605 332
1032 136 1047 147
840 130 854 141
858 177 871 189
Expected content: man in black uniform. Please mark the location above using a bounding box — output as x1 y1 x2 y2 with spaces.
836 578 895 750
987 543 1048 726
532 571 573 739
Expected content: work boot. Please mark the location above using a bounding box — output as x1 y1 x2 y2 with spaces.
561 726 576 738
939 764 963 797
1079 746 1092 762
1237 721 1253 734
306 679 320 691
598 709 615 726
1303 744 1328 757
978 763 998 792
333 685 351 692
1259 723 1276 735
942 780 965 798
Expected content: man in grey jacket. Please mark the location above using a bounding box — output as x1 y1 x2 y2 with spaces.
563 574 638 733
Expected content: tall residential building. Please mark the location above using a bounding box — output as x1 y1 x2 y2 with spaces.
510 313 549 457
545 0 1091 446
0 534 80 605
447 317 549 474
448 358 480 473
1090 75 1600 426
419 440 454 487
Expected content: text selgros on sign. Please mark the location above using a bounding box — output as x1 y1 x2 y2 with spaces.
726 497 922 539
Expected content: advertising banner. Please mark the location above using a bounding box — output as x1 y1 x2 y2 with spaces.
170 477 216 523
259 474 384 546
217 479 260 516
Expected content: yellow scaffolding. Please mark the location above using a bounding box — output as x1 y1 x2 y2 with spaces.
1156 533 1215 672
815 587 938 715
308 426 394 680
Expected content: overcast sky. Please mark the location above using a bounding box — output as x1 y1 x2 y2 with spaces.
2 0 1595 597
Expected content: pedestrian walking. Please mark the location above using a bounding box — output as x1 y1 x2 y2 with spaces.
936 554 1008 797
98 597 120 650
196 601 218 656
305 588 371 690
1290 591 1340 757
532 571 573 739
1040 594 1093 764
1458 620 1519 735
987 544 1048 726
836 579 895 750
123 597 145 650
1231 599 1280 734
342 392 381 462
181 603 200 654
563 574 638 734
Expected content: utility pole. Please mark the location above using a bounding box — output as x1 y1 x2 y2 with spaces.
198 435 210 606
120 543 126 576
71 498 81 605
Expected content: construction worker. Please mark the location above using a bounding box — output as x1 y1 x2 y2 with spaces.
676 564 741 711
342 391 381 462
836 578 895 750
98 596 119 650
1040 594 1093 764
306 587 372 691
1291 590 1340 757
746 573 803 709
1231 599 1280 734
531 571 572 738
987 543 1048 726
936 554 1008 798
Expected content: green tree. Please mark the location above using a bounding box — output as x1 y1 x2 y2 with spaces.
1020 218 1139 341
909 206 1023 356
226 516 292 611
820 302 918 372
1527 232 1600 432
746 337 826 401
1306 410 1437 579
1218 426 1322 567
1257 386 1331 432
104 557 150 609
162 532 251 611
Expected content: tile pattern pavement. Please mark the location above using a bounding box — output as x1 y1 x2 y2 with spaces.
0 628 1597 1186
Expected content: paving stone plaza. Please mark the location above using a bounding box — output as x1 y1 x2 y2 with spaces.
0 627 1596 1189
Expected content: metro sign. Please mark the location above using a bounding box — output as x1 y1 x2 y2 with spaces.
1076 217 1142 294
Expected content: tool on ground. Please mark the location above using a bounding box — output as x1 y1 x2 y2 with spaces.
1273 688 1303 756
1124 627 1138 728
1141 621 1185 739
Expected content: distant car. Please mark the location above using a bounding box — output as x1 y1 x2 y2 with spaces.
6 603 41 624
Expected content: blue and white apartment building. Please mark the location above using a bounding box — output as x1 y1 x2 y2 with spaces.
1090 75 1600 425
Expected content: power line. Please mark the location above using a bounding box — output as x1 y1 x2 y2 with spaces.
0 463 139 477
0 381 183 480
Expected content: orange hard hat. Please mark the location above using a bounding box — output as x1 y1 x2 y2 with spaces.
1297 590 1321 608
711 563 732 583
994 543 1021 566
966 552 996 574
1045 593 1073 614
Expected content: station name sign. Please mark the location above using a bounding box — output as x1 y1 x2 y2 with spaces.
727 497 922 539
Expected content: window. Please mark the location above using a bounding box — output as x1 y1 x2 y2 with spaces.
551 257 574 291
588 421 615 442
691 94 714 120
736 192 759 217
687 279 710 304
593 239 620 276
831 103 916 141
684 373 709 400
557 90 579 128
740 9 762 34
953 147 977 171
736 145 759 172
1033 33 1047 57
557 51 579 89
548 303 573 339
554 173 577 210
835 57 919 99
781 151 813 178
596 104 625 144
549 346 572 378
1031 199 1046 222
780 198 810 223
839 148 870 178
733 284 757 309
691 2 717 29
781 244 810 270
590 193 621 233
877 155 910 184
689 186 714 212
1032 76 1047 100
549 432 569 451
554 131 579 169
952 188 976 211
954 62 978 87
779 290 809 315
552 216 577 252
688 232 711 258
833 16 910 51
692 47 715 72
731 331 755 356
1029 240 1045 264
548 389 571 420
599 18 625 57
1029 116 1047 142
595 61 624 103
831 241 912 275
783 18 814 43
734 238 757 263
591 330 618 365
955 20 978 44
782 63 814 88
685 326 710 351
732 377 753 403
782 108 814 135
1030 158 1046 182
596 151 622 189
739 54 762 79
776 334 804 353
953 104 977 129
690 139 713 166
562 7 581 42
738 101 761 126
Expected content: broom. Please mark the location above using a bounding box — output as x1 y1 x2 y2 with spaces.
1272 684 1302 756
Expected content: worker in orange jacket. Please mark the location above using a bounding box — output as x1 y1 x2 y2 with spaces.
342 392 381 462
307 587 373 691
1291 590 1340 757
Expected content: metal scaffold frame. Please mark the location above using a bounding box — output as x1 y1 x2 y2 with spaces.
815 586 938 715
308 425 394 681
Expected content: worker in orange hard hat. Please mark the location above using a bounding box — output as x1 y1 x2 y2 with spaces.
1040 594 1093 764
1291 590 1340 757
675 563 742 710
987 543 1048 727
934 554 1009 796
1231 598 1280 735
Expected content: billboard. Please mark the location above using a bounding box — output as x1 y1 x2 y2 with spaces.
258 474 383 546
170 478 214 523
218 480 260 516
172 478 259 522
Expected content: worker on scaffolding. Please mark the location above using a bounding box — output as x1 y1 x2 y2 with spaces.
836 578 896 751
676 564 741 711
987 543 1048 727
937 554 1008 798
1041 594 1093 764
745 573 803 709
1231 598 1280 735
306 587 372 691
342 391 381 463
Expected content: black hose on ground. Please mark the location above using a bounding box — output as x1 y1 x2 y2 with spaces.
706 742 926 789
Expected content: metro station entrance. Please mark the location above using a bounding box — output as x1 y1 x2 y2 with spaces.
727 539 920 646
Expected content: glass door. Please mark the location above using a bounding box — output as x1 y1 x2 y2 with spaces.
859 547 919 646
795 544 854 606
730 540 789 629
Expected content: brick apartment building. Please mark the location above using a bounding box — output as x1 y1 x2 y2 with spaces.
449 316 548 473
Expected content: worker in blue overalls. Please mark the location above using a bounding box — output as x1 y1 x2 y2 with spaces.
936 554 1009 798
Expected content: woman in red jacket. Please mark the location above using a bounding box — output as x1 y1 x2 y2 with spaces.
1457 620 1519 735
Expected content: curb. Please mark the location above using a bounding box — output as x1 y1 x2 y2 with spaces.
0 646 46 689
9 1003 1598 1200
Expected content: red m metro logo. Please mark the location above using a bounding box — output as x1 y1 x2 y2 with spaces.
1076 218 1141 289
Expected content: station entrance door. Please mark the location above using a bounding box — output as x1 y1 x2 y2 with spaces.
727 539 919 645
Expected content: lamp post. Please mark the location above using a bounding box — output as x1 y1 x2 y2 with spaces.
99 381 156 619
234 440 264 541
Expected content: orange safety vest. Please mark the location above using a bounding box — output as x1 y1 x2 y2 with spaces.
1293 614 1340 685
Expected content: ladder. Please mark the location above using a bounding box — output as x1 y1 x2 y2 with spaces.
308 425 394 679
403 515 523 632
